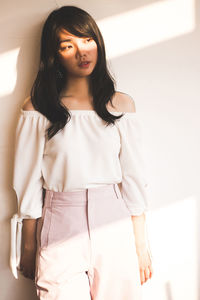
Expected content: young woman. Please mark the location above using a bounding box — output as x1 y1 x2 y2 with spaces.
10 5 153 300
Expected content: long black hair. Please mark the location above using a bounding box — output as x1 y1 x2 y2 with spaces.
30 5 124 140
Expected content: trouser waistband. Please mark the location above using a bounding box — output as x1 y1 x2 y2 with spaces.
43 183 122 207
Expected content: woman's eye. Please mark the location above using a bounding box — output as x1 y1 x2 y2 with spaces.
61 45 72 50
86 38 92 42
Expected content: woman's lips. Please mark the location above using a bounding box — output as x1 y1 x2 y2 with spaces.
79 61 91 68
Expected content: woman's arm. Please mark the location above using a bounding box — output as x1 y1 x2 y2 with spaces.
22 219 37 251
131 213 153 285
131 213 147 248
19 219 38 279
11 103 47 279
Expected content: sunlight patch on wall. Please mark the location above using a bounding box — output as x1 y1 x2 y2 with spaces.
97 0 195 59
0 48 19 97
143 195 198 300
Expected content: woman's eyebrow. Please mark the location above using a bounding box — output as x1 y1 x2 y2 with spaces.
59 38 72 44
59 36 89 45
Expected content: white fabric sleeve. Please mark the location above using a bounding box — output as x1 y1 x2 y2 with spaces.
116 113 150 216
10 109 48 279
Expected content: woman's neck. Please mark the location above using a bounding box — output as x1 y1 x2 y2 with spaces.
60 76 91 100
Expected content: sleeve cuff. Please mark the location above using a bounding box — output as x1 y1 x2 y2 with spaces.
127 206 150 216
10 214 23 279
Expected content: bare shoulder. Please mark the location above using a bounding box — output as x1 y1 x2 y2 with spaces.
110 91 136 113
22 96 35 111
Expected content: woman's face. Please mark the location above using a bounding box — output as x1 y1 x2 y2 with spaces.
57 28 98 78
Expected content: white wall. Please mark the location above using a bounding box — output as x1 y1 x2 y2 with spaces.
0 0 199 299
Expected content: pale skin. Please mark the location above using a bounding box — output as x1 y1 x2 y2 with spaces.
20 28 153 284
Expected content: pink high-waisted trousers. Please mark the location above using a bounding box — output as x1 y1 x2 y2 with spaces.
35 183 142 299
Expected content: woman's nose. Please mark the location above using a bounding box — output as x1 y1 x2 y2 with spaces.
76 41 88 53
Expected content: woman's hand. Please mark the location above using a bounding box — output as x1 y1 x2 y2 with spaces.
18 218 38 280
131 213 153 285
136 244 153 285
18 248 36 280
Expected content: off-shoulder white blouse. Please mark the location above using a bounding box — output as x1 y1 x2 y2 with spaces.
10 107 149 278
